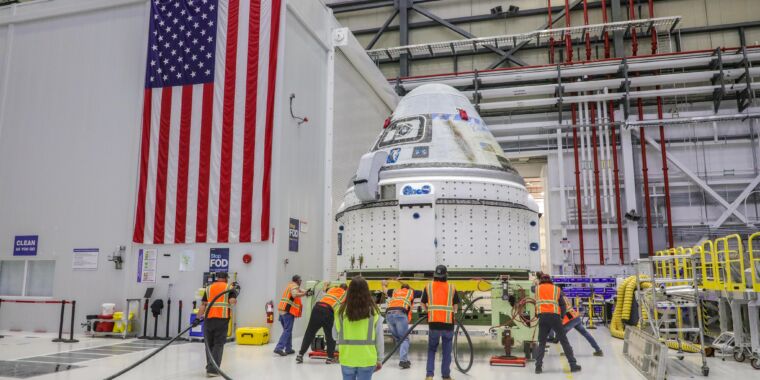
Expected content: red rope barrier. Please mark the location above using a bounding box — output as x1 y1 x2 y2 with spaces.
0 299 69 304
0 299 78 343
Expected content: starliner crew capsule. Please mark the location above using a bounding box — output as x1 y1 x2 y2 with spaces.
336 84 540 278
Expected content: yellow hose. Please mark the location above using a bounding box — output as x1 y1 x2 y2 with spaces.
609 276 701 353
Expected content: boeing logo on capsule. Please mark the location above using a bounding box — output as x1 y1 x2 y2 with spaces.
402 183 432 196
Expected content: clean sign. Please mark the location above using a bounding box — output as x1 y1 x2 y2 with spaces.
13 235 38 256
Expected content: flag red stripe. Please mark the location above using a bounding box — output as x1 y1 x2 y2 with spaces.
240 0 261 243
153 87 173 244
175 85 193 243
132 89 153 243
261 0 283 241
218 0 241 243
196 83 215 242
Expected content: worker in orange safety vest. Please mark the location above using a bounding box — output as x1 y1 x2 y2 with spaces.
296 283 348 364
198 272 238 377
382 281 422 369
421 265 459 380
547 295 603 356
274 275 308 356
534 274 581 374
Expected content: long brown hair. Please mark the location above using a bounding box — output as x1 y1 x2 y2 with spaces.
338 276 379 322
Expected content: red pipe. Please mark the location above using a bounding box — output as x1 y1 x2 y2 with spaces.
590 103 604 265
583 0 591 60
601 0 610 58
608 102 625 264
548 0 555 64
629 0 653 257
571 104 585 274
649 0 658 54
564 0 573 63
629 0 638 56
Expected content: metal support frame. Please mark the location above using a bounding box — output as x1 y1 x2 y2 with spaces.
410 4 528 67
620 108 641 259
710 48 726 113
368 20 760 66
635 129 752 226
711 174 760 228
365 8 399 50
328 0 438 14
399 0 410 77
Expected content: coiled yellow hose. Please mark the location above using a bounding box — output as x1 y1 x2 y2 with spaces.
609 276 701 353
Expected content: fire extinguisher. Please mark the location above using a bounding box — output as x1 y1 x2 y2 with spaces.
266 301 274 324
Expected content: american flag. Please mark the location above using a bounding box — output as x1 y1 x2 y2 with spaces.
133 0 282 244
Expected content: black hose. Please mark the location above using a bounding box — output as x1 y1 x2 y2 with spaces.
381 315 427 365
453 296 484 373
104 322 196 380
382 312 475 374
104 288 237 380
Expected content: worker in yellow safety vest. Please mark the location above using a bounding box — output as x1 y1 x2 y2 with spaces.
274 275 308 356
382 281 421 369
296 284 348 364
534 274 581 374
334 276 384 379
421 265 460 380
197 272 238 377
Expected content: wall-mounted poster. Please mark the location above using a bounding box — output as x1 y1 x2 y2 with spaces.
72 248 99 270
209 248 229 273
179 250 195 272
137 249 157 283
288 218 300 252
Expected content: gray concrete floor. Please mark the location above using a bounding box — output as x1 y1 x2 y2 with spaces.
0 328 757 379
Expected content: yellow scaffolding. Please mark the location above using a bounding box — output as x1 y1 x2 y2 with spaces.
748 231 760 292
716 234 746 291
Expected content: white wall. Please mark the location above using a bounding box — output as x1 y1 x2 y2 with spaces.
0 1 146 332
0 0 396 337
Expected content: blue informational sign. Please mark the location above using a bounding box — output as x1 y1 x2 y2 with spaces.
288 218 300 252
13 235 38 256
209 248 230 272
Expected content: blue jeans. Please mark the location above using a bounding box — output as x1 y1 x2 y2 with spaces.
565 317 601 352
275 313 295 352
341 365 375 380
427 329 454 377
386 311 410 362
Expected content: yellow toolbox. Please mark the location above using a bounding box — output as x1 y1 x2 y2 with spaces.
236 327 269 345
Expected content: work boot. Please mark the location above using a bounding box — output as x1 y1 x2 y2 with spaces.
425 377 433 380
325 357 337 364
206 371 220 378
442 377 454 380
400 361 411 369
295 354 303 364
593 350 604 357
535 367 542 374
570 365 582 372
286 349 296 355
274 349 287 356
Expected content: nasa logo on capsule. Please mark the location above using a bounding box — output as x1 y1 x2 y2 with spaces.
402 183 433 196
